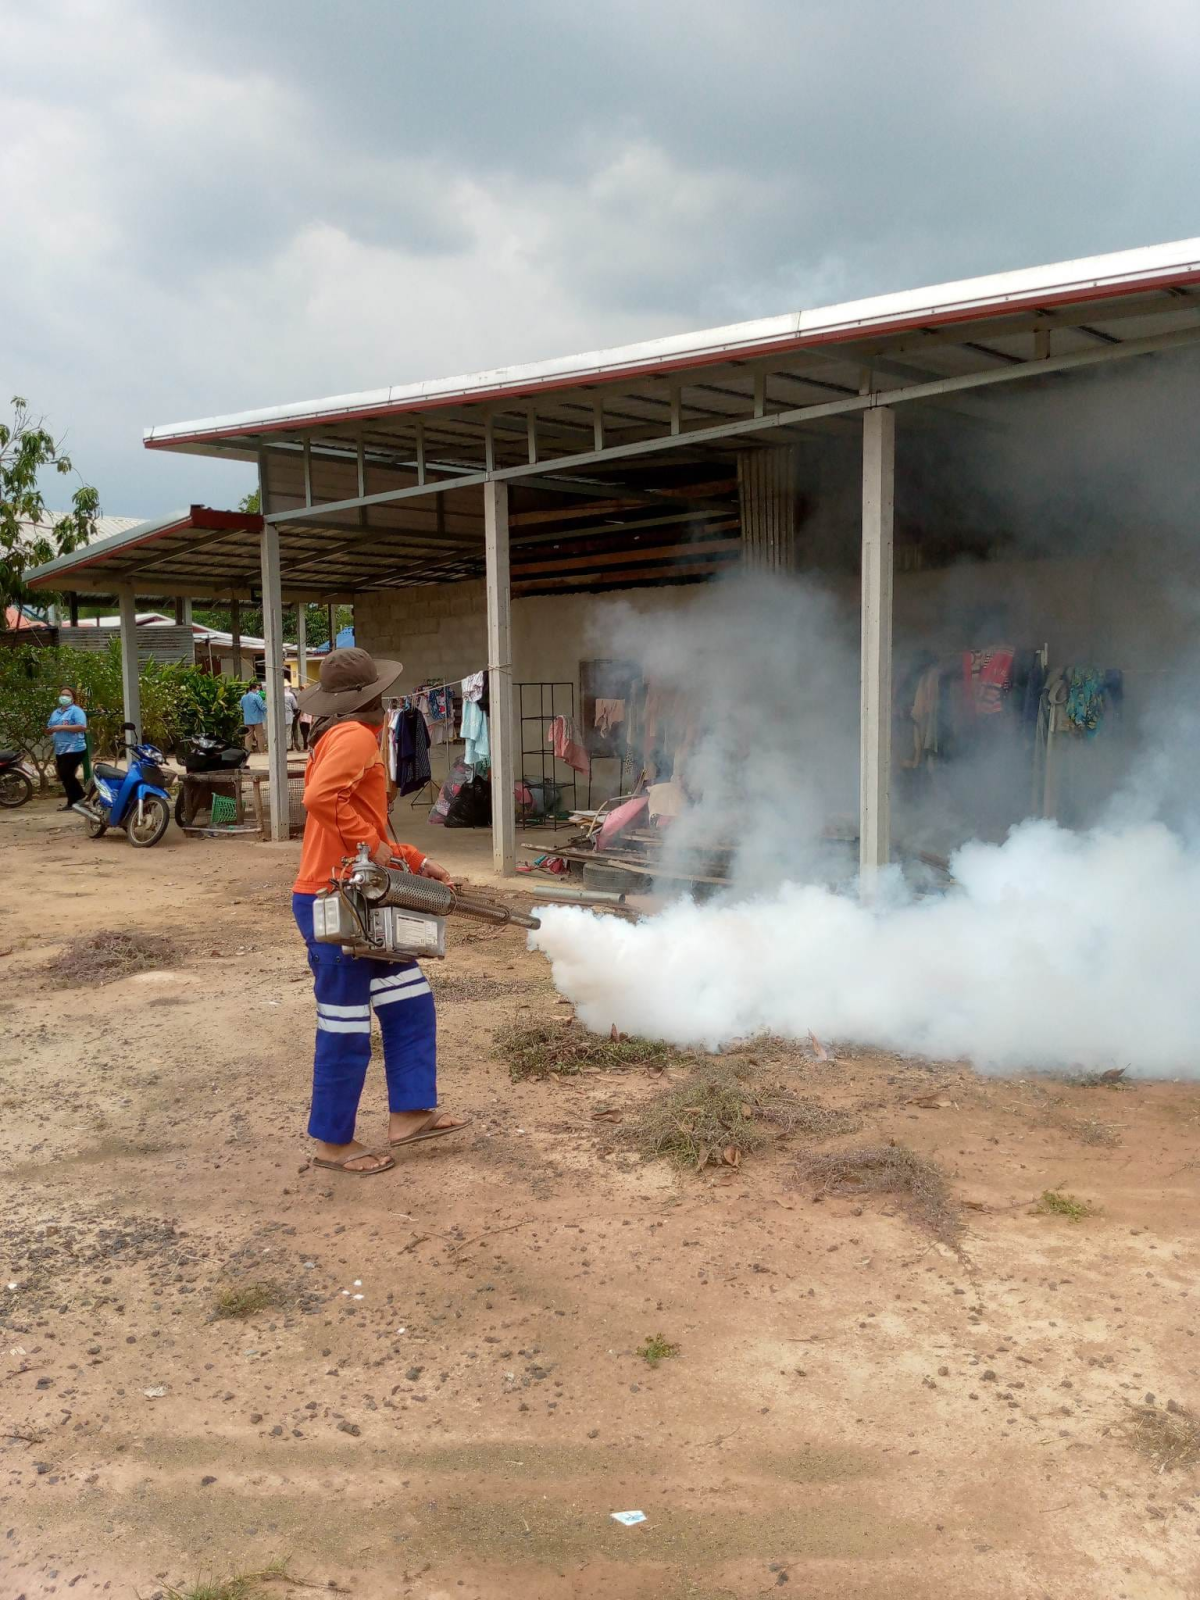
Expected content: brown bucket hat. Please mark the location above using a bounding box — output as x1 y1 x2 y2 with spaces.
296 647 404 716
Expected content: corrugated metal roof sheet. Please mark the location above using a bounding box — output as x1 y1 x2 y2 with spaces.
144 236 1200 447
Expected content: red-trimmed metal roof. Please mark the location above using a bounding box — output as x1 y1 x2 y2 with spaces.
144 237 1200 450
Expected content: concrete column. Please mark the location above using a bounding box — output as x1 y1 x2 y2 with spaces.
117 585 141 742
230 598 243 678
259 500 290 842
484 480 515 875
859 406 894 889
296 604 307 685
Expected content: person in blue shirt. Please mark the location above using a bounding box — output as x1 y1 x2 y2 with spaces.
240 683 267 753
46 686 88 812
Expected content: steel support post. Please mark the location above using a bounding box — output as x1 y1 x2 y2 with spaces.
259 518 290 842
118 585 141 741
484 480 515 875
859 406 894 890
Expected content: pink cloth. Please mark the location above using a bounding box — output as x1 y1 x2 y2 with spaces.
597 795 648 851
547 714 590 774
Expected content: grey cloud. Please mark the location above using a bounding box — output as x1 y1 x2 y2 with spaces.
5 0 1200 516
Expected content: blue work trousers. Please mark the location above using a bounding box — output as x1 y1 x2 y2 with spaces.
293 892 438 1145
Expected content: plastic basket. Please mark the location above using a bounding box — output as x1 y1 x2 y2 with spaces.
210 794 238 827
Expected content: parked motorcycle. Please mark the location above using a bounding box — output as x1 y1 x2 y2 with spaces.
0 749 35 808
79 723 172 847
173 732 249 828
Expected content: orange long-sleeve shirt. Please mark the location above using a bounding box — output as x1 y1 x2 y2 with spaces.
293 720 425 894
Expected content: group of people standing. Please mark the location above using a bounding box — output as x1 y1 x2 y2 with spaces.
240 680 311 752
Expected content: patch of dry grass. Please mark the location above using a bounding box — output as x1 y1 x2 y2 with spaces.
496 1018 679 1081
1119 1402 1200 1474
1073 1068 1130 1089
431 972 544 1003
47 929 179 988
796 1142 963 1248
637 1333 680 1367
163 1562 304 1600
1074 1116 1121 1147
1037 1189 1094 1221
211 1281 281 1321
631 1060 859 1171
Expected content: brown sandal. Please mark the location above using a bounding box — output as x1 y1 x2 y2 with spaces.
313 1146 395 1176
390 1111 471 1149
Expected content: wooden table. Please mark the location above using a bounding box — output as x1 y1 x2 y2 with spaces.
177 768 250 829
248 766 309 838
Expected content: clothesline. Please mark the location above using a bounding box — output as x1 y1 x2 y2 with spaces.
383 660 512 701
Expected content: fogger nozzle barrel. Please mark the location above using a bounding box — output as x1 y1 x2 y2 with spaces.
350 861 540 930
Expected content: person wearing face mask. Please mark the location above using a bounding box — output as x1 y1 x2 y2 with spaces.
46 687 89 813
291 648 467 1177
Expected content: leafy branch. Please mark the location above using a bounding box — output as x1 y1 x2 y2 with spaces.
1 396 100 624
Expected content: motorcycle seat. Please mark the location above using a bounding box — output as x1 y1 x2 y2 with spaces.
93 762 126 782
0 751 18 765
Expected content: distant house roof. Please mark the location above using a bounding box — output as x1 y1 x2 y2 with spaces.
16 513 145 547
72 611 268 651
3 606 54 632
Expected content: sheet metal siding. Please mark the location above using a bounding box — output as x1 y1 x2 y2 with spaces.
58 624 196 665
739 448 797 573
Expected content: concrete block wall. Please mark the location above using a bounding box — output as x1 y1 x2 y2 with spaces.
355 580 489 692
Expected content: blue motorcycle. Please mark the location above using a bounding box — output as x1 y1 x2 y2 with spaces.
80 722 172 848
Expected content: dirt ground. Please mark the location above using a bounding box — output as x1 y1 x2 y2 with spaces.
4 795 1200 1600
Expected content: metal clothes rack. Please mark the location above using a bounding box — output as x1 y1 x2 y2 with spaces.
517 680 577 831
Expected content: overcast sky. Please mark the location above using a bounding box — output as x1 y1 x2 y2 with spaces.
7 0 1199 519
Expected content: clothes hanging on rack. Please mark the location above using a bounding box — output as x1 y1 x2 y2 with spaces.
461 698 490 772
1033 664 1123 821
1013 648 1047 739
903 665 941 769
394 707 432 797
594 697 625 735
411 683 457 745
962 644 1014 715
1064 667 1109 735
462 671 485 704
548 714 590 774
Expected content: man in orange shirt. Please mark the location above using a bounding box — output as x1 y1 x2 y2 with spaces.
293 649 466 1176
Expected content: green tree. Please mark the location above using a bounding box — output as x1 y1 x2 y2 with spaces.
189 600 352 649
0 396 100 625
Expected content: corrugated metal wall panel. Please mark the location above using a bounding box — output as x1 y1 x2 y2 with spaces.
58 626 195 665
738 447 797 573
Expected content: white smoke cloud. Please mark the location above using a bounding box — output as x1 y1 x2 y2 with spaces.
531 551 1200 1074
532 817 1200 1072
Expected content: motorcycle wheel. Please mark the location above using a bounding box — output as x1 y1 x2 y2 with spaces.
125 793 170 847
174 789 187 829
79 789 108 837
0 770 33 808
